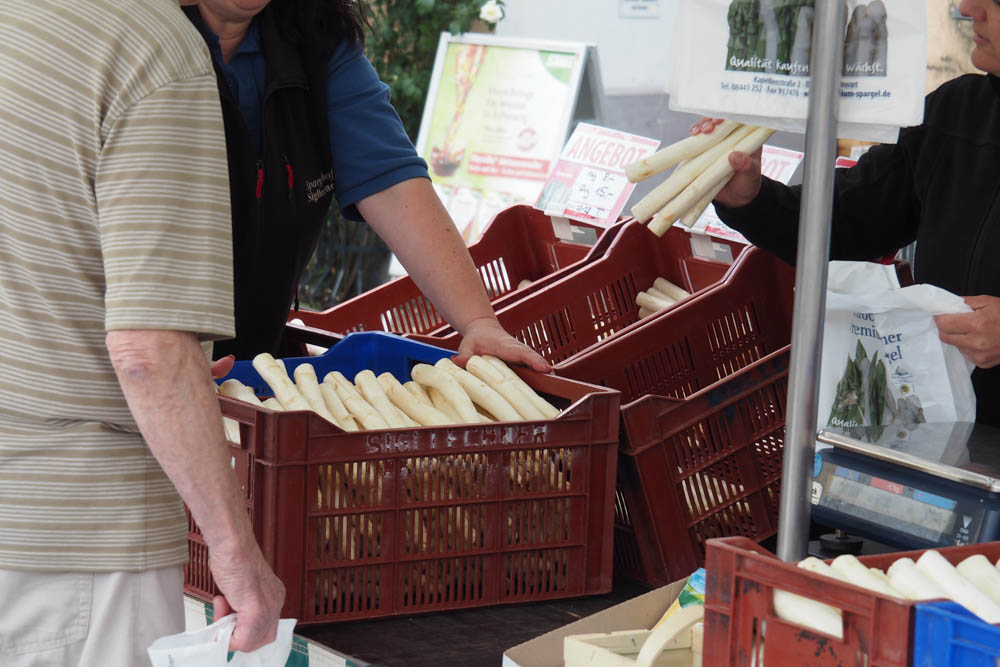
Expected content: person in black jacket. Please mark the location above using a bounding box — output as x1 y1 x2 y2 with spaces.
699 0 1000 425
180 0 549 372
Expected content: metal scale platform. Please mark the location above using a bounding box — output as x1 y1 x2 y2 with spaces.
811 421 1000 553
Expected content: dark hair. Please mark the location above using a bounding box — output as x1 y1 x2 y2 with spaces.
272 0 369 55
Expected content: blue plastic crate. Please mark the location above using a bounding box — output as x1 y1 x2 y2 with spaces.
218 331 455 397
914 601 1000 666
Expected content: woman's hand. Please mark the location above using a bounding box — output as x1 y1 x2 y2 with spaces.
211 354 235 379
935 295 1000 368
689 116 763 208
452 317 551 373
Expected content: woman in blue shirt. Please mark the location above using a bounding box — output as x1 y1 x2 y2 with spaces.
180 0 548 371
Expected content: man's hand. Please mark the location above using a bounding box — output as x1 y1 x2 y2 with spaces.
689 116 764 208
452 317 551 372
935 295 1000 368
210 543 286 652
108 331 285 653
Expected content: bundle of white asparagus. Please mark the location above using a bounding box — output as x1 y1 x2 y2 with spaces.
625 120 776 237
218 353 560 438
636 276 691 319
773 550 1000 640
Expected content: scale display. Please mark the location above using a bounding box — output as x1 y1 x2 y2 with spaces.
816 463 962 544
813 422 1000 549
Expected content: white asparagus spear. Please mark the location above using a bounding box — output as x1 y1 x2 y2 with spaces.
319 382 358 431
434 358 522 422
481 355 560 419
251 353 310 411
638 307 655 318
887 557 948 600
326 371 389 430
648 127 777 236
222 418 242 443
679 178 728 228
411 364 479 424
427 386 461 422
653 277 691 301
466 357 545 420
404 380 434 407
631 124 756 223
262 397 284 411
219 378 264 406
379 371 451 426
916 550 1000 622
646 286 675 302
830 555 903 598
636 291 675 312
797 557 849 582
772 589 843 640
869 567 893 587
386 383 452 426
355 370 408 428
292 363 338 424
957 554 1000 606
625 119 742 182
374 373 418 427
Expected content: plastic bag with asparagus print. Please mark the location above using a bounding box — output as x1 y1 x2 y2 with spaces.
818 261 976 430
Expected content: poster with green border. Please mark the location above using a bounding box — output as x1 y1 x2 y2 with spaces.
415 33 595 242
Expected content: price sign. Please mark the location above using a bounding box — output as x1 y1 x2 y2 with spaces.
566 169 629 219
536 123 659 227
761 145 804 183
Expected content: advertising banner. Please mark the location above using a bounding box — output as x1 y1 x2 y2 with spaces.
666 0 927 141
416 33 598 242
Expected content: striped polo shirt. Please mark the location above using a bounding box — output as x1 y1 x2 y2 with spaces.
0 0 235 571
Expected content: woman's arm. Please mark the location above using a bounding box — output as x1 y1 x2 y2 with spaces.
356 178 549 371
326 43 547 371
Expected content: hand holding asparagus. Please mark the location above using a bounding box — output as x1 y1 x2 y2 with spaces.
625 118 772 236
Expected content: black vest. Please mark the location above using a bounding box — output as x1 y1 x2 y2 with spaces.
185 7 335 360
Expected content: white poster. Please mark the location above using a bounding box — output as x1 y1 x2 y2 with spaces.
666 0 927 141
415 33 591 242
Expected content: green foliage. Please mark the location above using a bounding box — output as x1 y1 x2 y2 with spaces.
297 0 502 311
365 0 502 140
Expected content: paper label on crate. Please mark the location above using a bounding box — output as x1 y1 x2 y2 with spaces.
536 123 659 228
666 0 928 140
689 144 804 244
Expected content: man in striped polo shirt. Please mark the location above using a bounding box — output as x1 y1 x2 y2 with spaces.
0 1 284 664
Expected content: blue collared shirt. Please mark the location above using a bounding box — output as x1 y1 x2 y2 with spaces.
204 22 429 220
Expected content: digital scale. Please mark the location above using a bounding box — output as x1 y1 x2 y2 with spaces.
811 421 1000 552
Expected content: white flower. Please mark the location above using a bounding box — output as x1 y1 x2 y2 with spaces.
479 0 504 24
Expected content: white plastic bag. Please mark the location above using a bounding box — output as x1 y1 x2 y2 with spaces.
147 614 296 667
818 261 975 429
665 0 927 142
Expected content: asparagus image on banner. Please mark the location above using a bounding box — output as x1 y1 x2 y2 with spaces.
625 121 775 236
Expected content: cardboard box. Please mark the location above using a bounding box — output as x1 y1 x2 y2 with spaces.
502 580 690 667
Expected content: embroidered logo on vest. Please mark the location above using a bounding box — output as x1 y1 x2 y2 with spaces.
306 170 335 203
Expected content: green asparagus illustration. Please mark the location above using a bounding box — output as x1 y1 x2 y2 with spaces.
727 0 764 70
828 339 868 426
868 357 887 426
726 0 815 73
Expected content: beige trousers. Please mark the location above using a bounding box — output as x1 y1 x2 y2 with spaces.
0 566 184 667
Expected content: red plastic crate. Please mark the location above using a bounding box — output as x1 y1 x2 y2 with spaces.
426 220 752 364
615 347 790 586
184 341 621 625
704 536 1000 667
415 241 795 586
290 205 610 336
